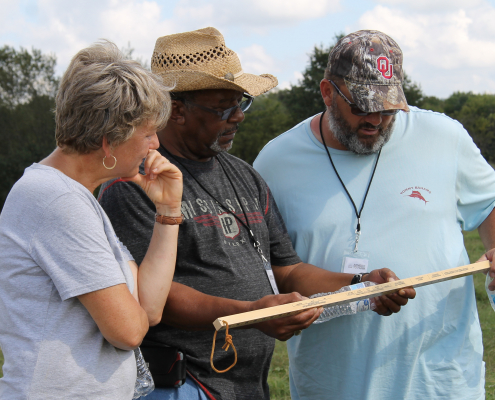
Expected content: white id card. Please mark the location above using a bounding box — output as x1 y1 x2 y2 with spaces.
341 249 369 274
263 260 280 294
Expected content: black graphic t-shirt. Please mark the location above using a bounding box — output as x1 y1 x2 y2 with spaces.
99 148 301 400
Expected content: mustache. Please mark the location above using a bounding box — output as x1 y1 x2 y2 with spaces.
359 122 381 130
219 124 239 136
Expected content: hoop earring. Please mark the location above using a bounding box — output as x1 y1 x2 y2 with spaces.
103 155 117 170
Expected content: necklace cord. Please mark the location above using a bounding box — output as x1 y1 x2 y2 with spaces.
318 110 381 233
159 145 262 245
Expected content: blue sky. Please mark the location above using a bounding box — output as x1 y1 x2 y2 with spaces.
2 0 495 98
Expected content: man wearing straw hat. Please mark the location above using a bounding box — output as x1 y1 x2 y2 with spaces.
254 30 495 399
99 27 414 400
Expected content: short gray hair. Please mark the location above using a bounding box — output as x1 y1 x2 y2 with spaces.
55 40 171 154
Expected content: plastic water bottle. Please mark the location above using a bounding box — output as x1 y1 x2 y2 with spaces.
311 281 377 324
133 347 155 399
485 273 495 312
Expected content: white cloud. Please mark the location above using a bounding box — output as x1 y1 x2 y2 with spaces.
249 0 339 21
293 71 304 81
174 0 341 30
3 0 493 98
98 1 176 64
277 80 292 90
238 44 278 75
467 2 495 38
1 0 177 75
277 71 304 89
375 0 484 12
0 0 19 29
2 0 342 77
355 3 495 96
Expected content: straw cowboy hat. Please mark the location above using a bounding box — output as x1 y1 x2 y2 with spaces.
151 27 278 96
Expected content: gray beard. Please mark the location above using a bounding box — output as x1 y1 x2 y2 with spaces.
209 127 237 153
209 137 233 153
327 106 395 155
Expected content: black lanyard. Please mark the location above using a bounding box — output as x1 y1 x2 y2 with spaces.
160 145 268 262
319 110 381 251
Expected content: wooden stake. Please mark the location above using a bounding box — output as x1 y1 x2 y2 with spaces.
213 261 490 331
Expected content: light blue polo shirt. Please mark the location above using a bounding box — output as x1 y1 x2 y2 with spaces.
254 107 495 399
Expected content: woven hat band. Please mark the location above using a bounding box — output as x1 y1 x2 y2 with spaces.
152 47 242 78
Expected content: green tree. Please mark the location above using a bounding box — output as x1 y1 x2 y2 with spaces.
401 72 445 112
0 96 57 209
0 45 58 108
420 96 445 113
0 46 58 210
448 93 495 162
402 73 424 107
277 34 345 126
277 44 328 125
444 91 472 116
230 92 293 164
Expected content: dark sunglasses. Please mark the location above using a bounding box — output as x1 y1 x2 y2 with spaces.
328 80 400 117
180 93 254 121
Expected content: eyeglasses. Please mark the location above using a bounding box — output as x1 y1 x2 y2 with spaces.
328 80 399 117
180 93 254 120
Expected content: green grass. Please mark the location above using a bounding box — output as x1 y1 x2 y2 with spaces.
0 230 493 399
465 230 495 400
268 340 291 400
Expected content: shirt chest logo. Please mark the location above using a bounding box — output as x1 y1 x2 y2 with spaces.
218 212 240 239
400 186 431 204
182 196 264 244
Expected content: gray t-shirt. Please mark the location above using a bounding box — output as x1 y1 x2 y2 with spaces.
99 149 301 400
0 164 136 399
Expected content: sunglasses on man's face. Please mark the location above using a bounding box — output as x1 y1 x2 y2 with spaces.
328 80 400 117
181 93 254 121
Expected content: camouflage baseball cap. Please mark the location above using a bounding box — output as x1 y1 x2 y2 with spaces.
328 30 409 113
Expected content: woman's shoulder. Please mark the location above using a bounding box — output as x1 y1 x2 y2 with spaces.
2 164 100 231
13 164 94 206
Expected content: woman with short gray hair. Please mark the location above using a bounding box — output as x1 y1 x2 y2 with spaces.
0 41 182 399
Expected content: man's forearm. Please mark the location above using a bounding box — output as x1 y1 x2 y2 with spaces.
161 282 251 330
273 262 353 297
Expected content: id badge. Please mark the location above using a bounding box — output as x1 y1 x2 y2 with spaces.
263 260 280 295
341 249 369 274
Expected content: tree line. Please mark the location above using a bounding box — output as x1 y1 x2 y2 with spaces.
1 38 494 210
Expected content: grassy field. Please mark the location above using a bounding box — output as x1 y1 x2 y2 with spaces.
0 230 493 399
466 230 495 400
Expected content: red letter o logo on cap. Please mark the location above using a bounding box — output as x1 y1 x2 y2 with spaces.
377 56 393 79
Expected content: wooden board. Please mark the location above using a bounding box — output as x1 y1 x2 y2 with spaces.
213 261 490 331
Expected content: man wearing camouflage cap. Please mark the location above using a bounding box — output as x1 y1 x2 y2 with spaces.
99 28 413 399
254 30 495 399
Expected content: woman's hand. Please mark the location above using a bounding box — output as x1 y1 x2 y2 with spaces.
129 149 183 215
128 150 182 325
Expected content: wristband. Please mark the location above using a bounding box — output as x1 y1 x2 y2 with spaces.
155 213 183 225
